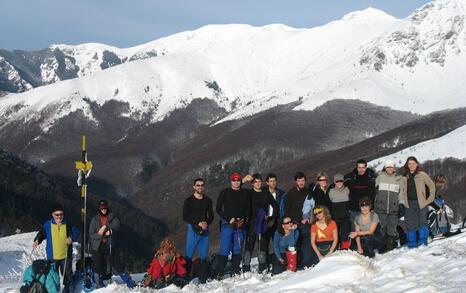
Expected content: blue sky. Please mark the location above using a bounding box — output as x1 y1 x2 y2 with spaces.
0 0 430 50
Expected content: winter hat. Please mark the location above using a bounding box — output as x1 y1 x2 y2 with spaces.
385 160 395 168
98 199 109 210
51 204 64 214
229 172 242 181
334 174 344 182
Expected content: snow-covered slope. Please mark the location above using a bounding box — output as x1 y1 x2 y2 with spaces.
369 124 466 170
1 0 466 132
1 230 466 292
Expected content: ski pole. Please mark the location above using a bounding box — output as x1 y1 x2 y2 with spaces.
26 245 37 265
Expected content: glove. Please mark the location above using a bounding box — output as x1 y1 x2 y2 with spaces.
398 204 405 218
143 274 153 287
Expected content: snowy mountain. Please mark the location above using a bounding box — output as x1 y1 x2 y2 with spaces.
369 124 466 170
2 0 466 135
1 230 465 292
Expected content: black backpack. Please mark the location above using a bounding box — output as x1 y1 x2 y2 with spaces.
20 260 50 293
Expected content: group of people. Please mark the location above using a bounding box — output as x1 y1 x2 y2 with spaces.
28 200 136 292
159 156 450 286
26 155 454 291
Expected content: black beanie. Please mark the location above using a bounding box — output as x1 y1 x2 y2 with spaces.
51 204 64 213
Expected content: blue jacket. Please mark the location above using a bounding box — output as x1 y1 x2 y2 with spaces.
22 262 60 293
34 218 79 260
273 229 299 260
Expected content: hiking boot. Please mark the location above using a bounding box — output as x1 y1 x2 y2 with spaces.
198 260 209 284
214 255 228 280
385 236 395 252
230 254 242 276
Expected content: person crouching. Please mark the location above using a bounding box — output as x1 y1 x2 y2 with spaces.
144 239 188 289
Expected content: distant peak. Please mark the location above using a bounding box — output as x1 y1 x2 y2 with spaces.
342 7 396 22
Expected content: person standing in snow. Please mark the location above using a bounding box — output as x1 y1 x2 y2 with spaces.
242 173 279 273
374 160 404 251
401 156 436 248
33 205 79 293
310 205 338 265
88 200 135 288
285 171 314 269
264 173 286 268
182 178 214 283
344 159 377 225
215 172 251 279
428 175 452 236
328 174 351 250
309 172 332 209
349 197 384 257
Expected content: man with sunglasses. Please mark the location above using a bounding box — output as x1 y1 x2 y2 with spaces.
215 172 251 279
328 174 351 249
33 205 79 293
183 178 214 283
89 200 135 288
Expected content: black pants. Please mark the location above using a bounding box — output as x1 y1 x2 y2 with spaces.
92 242 123 275
335 218 350 244
54 245 73 292
245 226 273 252
272 253 286 275
310 241 333 266
360 227 385 257
297 223 312 269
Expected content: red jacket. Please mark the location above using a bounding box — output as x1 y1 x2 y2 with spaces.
147 256 187 280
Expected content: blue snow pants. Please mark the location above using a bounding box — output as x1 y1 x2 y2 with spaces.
185 224 209 260
219 220 246 256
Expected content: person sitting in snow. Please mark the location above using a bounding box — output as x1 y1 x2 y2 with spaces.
349 197 384 257
144 238 188 289
272 217 299 275
310 205 338 265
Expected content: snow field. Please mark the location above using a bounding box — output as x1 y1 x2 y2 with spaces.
1 231 466 292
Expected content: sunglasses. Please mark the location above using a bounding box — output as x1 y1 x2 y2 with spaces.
313 210 323 216
318 178 327 181
282 221 292 225
53 213 64 217
360 204 370 208
195 184 205 187
231 179 241 182
335 180 344 183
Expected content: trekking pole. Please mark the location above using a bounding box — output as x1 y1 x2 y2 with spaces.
26 245 36 264
235 227 244 277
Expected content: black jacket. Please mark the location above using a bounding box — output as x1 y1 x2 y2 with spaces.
284 187 309 223
308 183 332 209
216 188 251 222
250 189 279 221
344 168 377 212
183 195 214 233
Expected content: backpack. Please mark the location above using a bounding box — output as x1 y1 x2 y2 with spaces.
20 260 50 293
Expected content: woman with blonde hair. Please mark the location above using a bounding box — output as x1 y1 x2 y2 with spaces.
309 172 332 209
310 205 338 265
144 238 187 289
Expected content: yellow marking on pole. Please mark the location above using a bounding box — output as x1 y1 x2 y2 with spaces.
82 135 86 151
75 161 93 171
